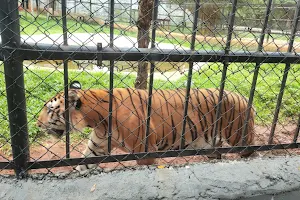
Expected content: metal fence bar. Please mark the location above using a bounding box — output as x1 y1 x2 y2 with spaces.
28 143 300 169
144 0 159 152
180 0 200 149
294 115 300 143
212 0 237 146
2 44 300 63
0 0 29 178
108 0 115 153
241 0 273 145
62 0 71 159
268 0 300 144
0 162 14 169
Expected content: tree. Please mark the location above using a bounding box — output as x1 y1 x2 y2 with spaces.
135 0 154 89
170 0 223 36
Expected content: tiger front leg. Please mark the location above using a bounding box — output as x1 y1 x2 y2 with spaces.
75 130 108 171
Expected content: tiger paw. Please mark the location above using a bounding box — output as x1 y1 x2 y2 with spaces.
75 164 99 172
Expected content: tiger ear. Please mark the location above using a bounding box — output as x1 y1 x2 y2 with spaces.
68 90 82 110
70 81 81 89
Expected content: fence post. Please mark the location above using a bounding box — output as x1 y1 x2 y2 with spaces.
0 0 30 178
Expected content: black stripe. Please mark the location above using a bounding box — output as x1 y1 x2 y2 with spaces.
175 89 184 106
171 115 177 146
137 90 147 147
194 89 208 142
233 94 243 145
187 116 197 142
90 90 109 103
158 89 170 113
116 90 125 144
158 141 169 151
199 90 214 141
88 146 99 156
157 92 165 145
160 90 177 147
112 94 120 141
94 109 108 134
116 90 124 101
205 89 218 142
126 88 142 149
90 139 99 148
137 90 146 116
227 92 236 141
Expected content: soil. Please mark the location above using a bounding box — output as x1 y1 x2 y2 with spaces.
1 123 299 175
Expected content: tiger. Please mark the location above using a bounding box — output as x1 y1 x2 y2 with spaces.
36 81 255 171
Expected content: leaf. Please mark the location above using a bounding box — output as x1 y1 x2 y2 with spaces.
90 184 96 192
157 165 165 169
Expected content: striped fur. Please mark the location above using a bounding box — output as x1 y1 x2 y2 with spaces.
37 86 255 171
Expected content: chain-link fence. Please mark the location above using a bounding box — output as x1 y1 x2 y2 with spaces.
0 0 300 178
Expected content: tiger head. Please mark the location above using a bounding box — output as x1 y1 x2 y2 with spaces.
36 81 83 138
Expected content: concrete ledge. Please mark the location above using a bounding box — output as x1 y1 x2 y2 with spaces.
1 156 300 200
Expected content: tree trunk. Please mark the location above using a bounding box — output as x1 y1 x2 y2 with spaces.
135 0 154 89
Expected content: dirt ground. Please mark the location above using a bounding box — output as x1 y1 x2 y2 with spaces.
1 123 299 175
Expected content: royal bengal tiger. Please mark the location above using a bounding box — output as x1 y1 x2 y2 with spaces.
36 81 255 171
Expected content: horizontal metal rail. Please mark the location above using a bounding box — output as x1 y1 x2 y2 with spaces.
2 143 299 170
23 143 300 169
1 44 300 63
0 162 14 170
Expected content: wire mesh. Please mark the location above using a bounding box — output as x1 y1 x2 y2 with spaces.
0 0 300 177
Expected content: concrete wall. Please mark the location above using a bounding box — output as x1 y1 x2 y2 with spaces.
1 156 300 200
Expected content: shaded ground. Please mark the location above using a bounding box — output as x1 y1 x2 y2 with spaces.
0 123 299 175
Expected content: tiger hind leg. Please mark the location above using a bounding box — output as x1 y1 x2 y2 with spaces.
75 130 108 171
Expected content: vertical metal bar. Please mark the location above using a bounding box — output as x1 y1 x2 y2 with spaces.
182 3 187 32
268 0 300 144
294 115 300 143
97 43 103 67
266 0 275 43
0 0 29 178
180 0 200 149
144 0 159 152
90 0 92 17
62 0 70 158
108 0 115 153
212 0 237 146
129 0 133 25
241 0 273 145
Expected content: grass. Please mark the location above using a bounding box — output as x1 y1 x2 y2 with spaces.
18 12 222 51
0 63 299 153
19 12 299 55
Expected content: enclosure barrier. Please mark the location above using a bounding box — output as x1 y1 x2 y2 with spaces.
0 0 300 178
